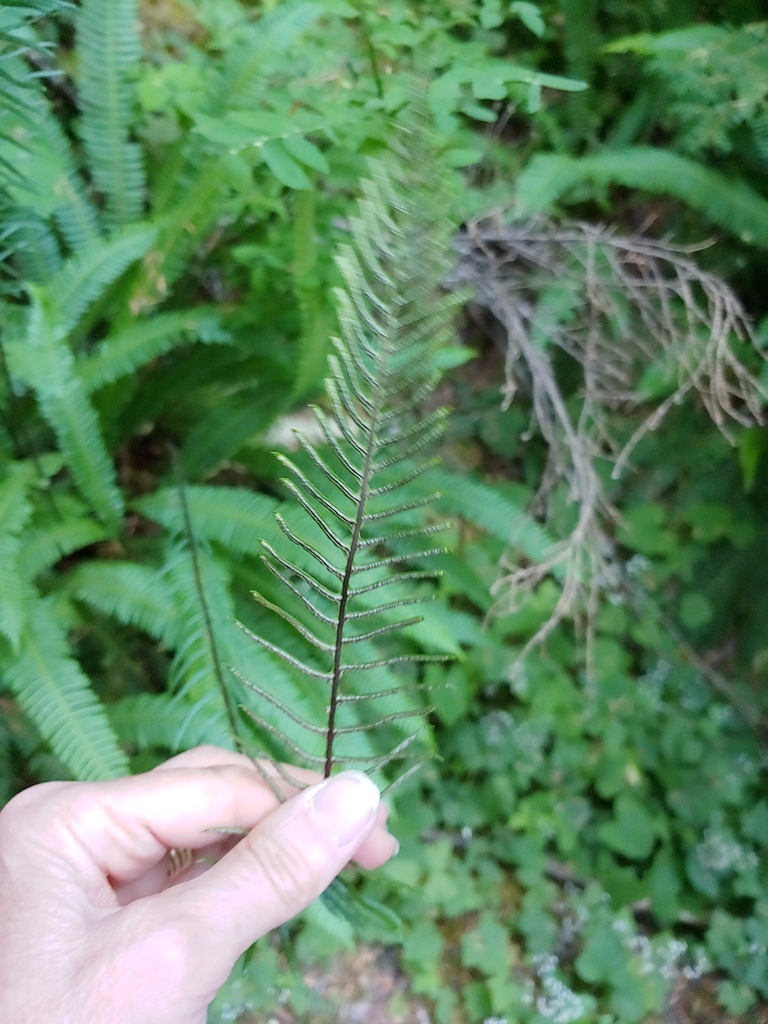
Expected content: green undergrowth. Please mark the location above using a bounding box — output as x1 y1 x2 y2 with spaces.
1 2 767 1023
208 399 768 1024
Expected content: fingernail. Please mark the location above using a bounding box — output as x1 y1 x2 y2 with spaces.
390 837 400 857
308 771 380 847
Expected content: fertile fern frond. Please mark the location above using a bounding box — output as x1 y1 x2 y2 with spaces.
4 595 129 780
75 0 145 228
241 124 463 782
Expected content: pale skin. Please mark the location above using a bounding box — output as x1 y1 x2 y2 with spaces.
0 745 398 1024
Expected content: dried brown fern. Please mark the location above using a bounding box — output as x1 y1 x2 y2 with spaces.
453 216 767 653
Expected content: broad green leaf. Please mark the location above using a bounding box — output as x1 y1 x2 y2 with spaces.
510 1 545 37
282 134 329 174
261 139 312 190
599 794 659 860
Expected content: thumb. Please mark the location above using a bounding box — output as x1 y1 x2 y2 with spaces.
156 771 380 975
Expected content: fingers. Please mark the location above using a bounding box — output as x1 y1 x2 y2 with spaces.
148 746 393 871
147 772 388 977
0 748 397 894
0 763 290 888
90 764 305 884
151 746 319 796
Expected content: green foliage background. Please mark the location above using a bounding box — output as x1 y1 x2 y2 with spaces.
1 1 767 1021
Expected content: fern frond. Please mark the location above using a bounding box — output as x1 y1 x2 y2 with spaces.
75 0 145 228
48 224 156 334
241 119 462 780
134 485 280 558
17 514 107 579
1 214 62 283
78 308 226 393
4 595 129 780
6 292 124 524
516 148 768 249
0 461 36 649
0 56 98 260
122 4 321 309
6 288 124 525
108 692 233 753
64 560 179 646
216 3 321 108
165 543 245 741
179 388 287 481
422 466 556 558
291 190 334 401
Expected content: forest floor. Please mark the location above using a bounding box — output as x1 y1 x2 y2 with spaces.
244 942 768 1024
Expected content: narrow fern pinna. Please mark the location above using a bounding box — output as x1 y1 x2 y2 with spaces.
238 122 463 785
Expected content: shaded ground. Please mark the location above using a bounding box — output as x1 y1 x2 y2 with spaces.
242 943 767 1024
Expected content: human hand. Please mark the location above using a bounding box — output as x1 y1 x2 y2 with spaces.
0 745 397 1024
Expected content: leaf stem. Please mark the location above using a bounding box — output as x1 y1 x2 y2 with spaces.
171 447 243 751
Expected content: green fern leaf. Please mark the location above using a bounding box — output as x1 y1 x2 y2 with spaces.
17 513 108 580
48 224 156 335
0 62 98 260
78 308 226 393
166 543 243 734
4 595 129 780
0 461 36 649
107 344 242 443
319 876 402 940
6 288 124 525
126 2 321 307
134 485 280 557
516 148 768 249
108 692 233 753
423 466 556 563
178 389 287 481
0 213 62 283
0 0 99 256
64 560 179 646
216 3 321 108
291 189 334 402
75 0 145 228
161 532 330 758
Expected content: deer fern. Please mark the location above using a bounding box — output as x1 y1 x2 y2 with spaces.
516 148 768 250
238 123 464 784
75 0 145 228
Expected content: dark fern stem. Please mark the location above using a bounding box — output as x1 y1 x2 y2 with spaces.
238 114 464 787
170 446 244 751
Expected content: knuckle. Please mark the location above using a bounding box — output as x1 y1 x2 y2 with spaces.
120 921 199 994
0 782 72 839
248 833 322 919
